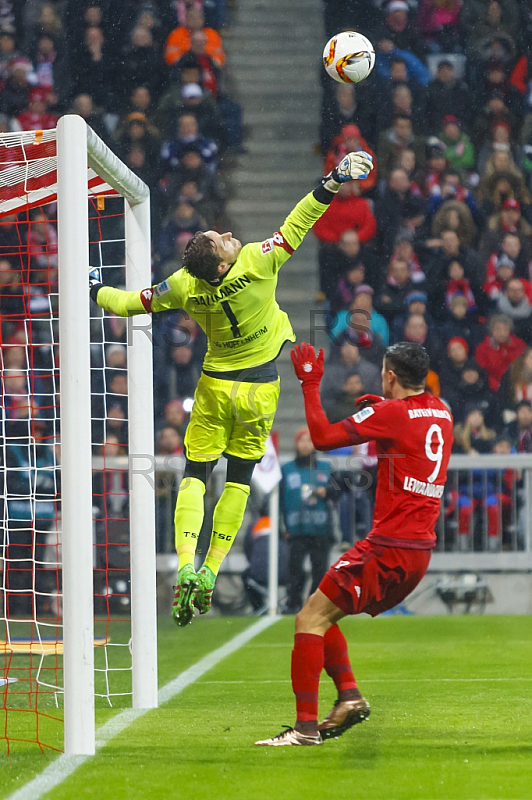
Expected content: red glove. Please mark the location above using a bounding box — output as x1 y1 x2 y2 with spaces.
355 393 384 411
290 343 324 391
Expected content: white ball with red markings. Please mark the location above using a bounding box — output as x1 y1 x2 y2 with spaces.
323 31 375 84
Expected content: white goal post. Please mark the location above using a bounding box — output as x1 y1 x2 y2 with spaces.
56 115 157 755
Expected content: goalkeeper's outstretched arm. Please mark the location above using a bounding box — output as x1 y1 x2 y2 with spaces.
89 267 185 317
259 150 374 273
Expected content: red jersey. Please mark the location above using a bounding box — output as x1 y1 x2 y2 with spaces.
342 392 453 549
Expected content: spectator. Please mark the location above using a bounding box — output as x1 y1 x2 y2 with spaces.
396 148 424 194
439 336 470 391
377 80 425 135
373 2 427 59
0 31 19 83
329 231 368 313
31 34 69 103
164 6 225 68
439 294 485 351
477 169 531 222
375 257 419 322
504 399 532 453
425 64 471 140
477 125 521 176
16 86 58 130
454 361 494 425
390 230 425 283
157 200 206 263
331 286 390 348
444 258 481 313
417 3 462 55
160 113 218 174
451 413 507 550
320 82 376 153
242 507 289 613
72 25 118 109
323 124 377 194
175 31 222 99
485 234 532 301
116 112 161 175
339 308 388 366
161 398 189 437
280 428 337 614
497 348 532 415
377 115 426 179
439 115 476 174
454 405 497 454
70 93 109 141
327 373 368 423
122 25 163 101
3 420 57 616
475 314 527 391
313 181 377 299
0 58 33 117
423 137 448 197
427 168 483 230
156 425 184 455
402 312 443 366
462 0 520 53
315 179 377 245
496 278 532 343
431 197 478 248
480 198 532 264
321 340 382 414
157 79 224 142
375 168 426 257
121 85 159 131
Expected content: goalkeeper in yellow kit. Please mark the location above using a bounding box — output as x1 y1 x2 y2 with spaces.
89 150 374 626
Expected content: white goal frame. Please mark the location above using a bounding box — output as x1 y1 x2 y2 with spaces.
57 115 157 755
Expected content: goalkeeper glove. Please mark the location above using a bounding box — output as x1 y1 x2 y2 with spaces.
89 266 103 302
321 150 374 194
290 342 324 392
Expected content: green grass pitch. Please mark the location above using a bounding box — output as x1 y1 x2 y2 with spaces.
2 614 532 800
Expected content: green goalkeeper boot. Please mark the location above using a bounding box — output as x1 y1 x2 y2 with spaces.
172 565 199 627
193 565 216 615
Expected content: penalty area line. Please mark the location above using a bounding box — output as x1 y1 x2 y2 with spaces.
6 616 278 800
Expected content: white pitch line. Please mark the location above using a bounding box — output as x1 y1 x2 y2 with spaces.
5 616 278 800
197 676 532 684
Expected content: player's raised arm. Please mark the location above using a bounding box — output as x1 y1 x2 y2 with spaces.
291 342 382 450
255 151 374 274
89 267 184 316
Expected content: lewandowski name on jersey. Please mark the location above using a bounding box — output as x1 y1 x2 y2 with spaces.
343 392 454 548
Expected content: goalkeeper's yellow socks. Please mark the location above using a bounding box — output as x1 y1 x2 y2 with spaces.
174 476 206 569
203 481 250 575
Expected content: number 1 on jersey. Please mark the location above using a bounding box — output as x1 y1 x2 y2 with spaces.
221 300 241 338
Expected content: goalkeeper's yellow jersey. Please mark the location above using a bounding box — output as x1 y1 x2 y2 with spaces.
96 191 329 373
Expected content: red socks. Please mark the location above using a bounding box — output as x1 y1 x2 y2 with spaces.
291 633 324 723
323 624 358 695
291 626 358 726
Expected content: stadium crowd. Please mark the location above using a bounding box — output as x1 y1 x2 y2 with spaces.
0 0 240 449
318 0 532 458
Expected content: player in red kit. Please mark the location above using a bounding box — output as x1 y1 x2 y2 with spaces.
255 341 453 746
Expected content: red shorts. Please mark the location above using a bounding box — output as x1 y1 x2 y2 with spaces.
319 538 431 617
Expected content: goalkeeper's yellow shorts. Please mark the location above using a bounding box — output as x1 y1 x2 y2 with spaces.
184 372 280 462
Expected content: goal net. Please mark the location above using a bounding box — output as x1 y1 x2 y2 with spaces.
0 118 157 755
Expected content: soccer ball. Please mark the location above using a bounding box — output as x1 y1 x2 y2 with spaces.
323 31 375 84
